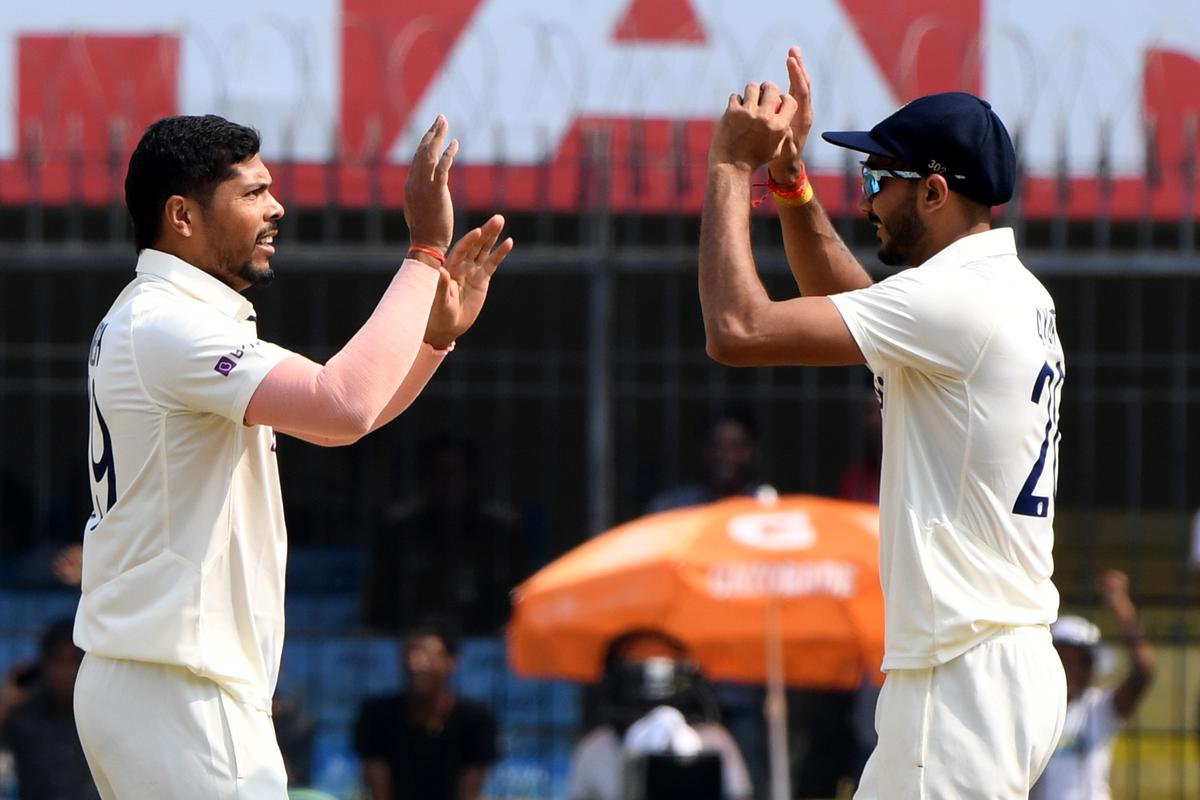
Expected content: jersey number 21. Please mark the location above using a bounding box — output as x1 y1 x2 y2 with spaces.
1013 361 1064 518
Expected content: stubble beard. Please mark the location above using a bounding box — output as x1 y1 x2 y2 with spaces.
877 192 926 268
213 236 274 288
237 259 274 287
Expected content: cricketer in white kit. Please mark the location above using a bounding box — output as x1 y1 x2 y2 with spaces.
699 50 1067 799
75 113 512 799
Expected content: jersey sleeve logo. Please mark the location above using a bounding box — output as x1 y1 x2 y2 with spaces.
213 341 264 375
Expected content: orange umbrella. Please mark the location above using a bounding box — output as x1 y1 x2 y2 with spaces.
508 493 884 690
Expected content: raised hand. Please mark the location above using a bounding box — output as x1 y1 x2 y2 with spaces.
769 46 815 183
423 214 514 350
708 81 797 172
52 543 83 587
404 115 459 252
1096 569 1135 620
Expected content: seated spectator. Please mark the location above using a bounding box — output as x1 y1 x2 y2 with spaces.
647 410 769 515
1031 570 1156 800
354 624 498 800
567 630 751 800
0 618 98 799
363 434 530 635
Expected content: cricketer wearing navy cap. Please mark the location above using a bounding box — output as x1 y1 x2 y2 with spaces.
699 46 1066 799
822 91 1017 207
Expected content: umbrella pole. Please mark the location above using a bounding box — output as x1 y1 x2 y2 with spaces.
766 598 791 800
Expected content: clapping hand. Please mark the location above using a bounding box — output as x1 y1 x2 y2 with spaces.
708 81 797 172
423 215 514 350
768 46 815 184
404 116 458 253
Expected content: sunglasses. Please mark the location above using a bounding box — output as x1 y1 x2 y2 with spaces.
860 163 924 199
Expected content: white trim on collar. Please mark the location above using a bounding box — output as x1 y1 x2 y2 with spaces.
135 249 257 321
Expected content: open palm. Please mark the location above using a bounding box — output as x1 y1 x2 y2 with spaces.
423 214 513 349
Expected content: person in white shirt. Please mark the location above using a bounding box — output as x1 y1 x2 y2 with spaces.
1032 570 1156 800
698 47 1067 798
567 631 752 800
74 112 512 799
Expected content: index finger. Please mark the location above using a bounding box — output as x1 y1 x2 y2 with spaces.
758 81 782 112
483 237 514 275
472 214 505 260
742 82 761 108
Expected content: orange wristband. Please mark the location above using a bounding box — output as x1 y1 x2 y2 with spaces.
768 162 814 207
774 182 814 207
407 244 446 266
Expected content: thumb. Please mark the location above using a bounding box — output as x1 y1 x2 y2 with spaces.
434 267 454 300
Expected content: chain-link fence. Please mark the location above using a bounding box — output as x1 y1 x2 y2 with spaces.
2 6 1200 797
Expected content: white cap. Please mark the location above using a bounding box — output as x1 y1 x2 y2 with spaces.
1051 615 1101 647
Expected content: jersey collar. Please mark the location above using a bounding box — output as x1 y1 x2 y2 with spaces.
135 249 257 321
920 227 1017 271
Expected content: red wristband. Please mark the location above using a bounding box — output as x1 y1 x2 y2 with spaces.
767 161 809 196
408 244 446 266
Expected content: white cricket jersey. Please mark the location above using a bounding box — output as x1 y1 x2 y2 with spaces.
76 249 294 711
830 228 1063 670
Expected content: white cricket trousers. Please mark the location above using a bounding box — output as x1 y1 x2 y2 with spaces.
74 653 289 799
855 625 1067 800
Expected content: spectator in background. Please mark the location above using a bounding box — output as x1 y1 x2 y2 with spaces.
647 409 769 514
354 624 498 800
645 411 771 795
1031 570 1156 800
568 630 751 800
363 434 530 635
0 619 98 800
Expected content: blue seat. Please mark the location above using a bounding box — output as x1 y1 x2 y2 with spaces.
0 634 38 680
285 594 360 635
0 590 79 635
308 728 362 799
285 547 366 594
483 751 572 799
282 637 400 728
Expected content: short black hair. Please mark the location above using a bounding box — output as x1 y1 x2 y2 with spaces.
403 619 461 657
125 115 261 252
699 405 758 444
602 629 689 671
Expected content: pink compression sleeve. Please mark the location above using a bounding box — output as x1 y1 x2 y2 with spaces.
244 259 439 440
275 344 447 446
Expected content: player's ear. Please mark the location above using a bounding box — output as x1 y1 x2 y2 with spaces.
163 195 194 239
921 174 950 212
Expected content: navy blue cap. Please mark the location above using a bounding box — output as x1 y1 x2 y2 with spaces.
822 92 1016 206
